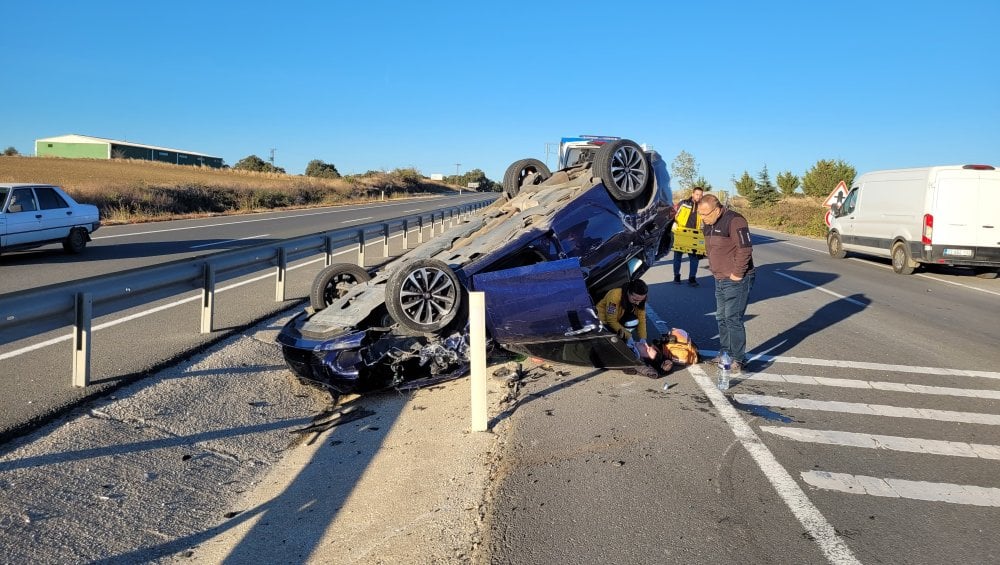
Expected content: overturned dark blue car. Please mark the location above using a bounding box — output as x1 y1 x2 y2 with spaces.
277 139 675 400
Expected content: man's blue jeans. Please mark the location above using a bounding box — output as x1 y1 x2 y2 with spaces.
714 272 755 363
673 250 700 279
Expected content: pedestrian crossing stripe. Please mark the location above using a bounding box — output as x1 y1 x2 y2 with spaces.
743 373 1000 400
759 426 1000 460
735 394 1000 426
698 349 1000 381
801 471 1000 507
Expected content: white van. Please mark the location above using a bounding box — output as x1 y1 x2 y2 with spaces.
826 165 1000 275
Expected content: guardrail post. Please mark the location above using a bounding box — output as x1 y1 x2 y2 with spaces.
382 223 390 259
470 291 487 432
275 247 287 302
325 235 335 267
357 229 366 267
71 292 92 387
417 216 425 245
402 219 410 251
436 212 444 236
201 264 215 334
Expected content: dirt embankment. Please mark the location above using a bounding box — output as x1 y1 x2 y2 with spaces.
0 156 469 224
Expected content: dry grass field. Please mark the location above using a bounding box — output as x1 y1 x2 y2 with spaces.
0 156 462 223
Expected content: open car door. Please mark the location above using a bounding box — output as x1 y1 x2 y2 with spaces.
471 258 641 369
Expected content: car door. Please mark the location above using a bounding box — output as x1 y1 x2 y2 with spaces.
33 186 76 243
471 257 640 368
2 187 43 247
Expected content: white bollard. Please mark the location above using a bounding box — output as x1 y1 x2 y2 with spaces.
469 291 488 432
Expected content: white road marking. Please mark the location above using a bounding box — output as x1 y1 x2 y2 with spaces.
846 257 1000 297
92 200 425 240
759 426 1000 460
735 394 1000 426
801 471 1000 507
698 349 1000 381
686 366 861 565
780 241 825 254
774 271 867 306
0 254 334 361
189 234 270 249
341 217 373 224
743 372 1000 400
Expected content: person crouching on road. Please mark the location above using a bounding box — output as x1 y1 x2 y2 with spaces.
697 194 755 374
596 279 672 377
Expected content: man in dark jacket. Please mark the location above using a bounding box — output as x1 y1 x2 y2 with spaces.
672 186 704 286
697 194 755 374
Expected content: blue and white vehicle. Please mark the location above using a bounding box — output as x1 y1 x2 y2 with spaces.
0 183 101 255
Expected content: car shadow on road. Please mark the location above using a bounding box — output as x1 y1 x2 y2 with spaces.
489 367 604 429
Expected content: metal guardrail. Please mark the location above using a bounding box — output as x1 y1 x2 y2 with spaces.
0 199 493 387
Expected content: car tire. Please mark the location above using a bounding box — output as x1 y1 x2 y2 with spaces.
593 139 649 201
891 242 916 275
309 263 372 311
62 228 87 254
502 159 551 199
827 232 846 259
973 267 999 279
385 258 462 333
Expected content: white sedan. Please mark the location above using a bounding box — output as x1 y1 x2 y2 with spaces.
0 183 101 255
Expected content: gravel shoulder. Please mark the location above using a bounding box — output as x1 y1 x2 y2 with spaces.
0 310 514 564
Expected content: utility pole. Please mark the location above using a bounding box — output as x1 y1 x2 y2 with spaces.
269 148 276 166
544 142 559 168
455 163 461 177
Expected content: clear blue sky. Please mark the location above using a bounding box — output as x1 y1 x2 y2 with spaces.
3 1 998 189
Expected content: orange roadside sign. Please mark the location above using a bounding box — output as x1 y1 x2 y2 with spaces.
823 181 848 208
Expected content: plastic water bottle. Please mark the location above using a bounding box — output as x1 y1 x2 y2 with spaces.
717 352 732 391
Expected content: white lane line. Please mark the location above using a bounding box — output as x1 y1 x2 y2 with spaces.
401 209 420 213
916 272 1000 297
687 365 861 564
735 394 1000 426
189 234 270 249
774 271 867 306
0 254 339 361
92 200 422 240
341 217 373 224
801 471 1000 507
780 241 825 254
759 426 1000 460
847 257 1000 297
699 349 1000 381
744 372 1000 400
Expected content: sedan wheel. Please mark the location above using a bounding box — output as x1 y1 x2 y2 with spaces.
385 259 462 333
594 139 649 201
309 263 371 310
502 158 551 199
62 229 87 254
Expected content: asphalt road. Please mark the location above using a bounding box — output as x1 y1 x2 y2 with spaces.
0 193 495 294
486 227 1000 564
0 193 495 441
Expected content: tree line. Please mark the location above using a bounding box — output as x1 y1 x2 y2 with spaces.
671 150 856 207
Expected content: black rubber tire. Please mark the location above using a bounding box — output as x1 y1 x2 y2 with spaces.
891 242 915 275
827 232 846 259
62 229 87 254
502 158 551 199
385 258 462 333
593 139 649 201
974 267 999 279
309 263 371 311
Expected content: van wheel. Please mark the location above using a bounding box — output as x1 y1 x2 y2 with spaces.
891 242 916 275
827 232 846 259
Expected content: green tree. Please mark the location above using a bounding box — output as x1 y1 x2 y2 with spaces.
445 168 500 192
693 175 713 190
670 150 699 192
732 170 755 197
2 146 18 156
777 170 800 196
234 154 286 174
802 159 856 198
749 165 781 207
305 159 341 179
